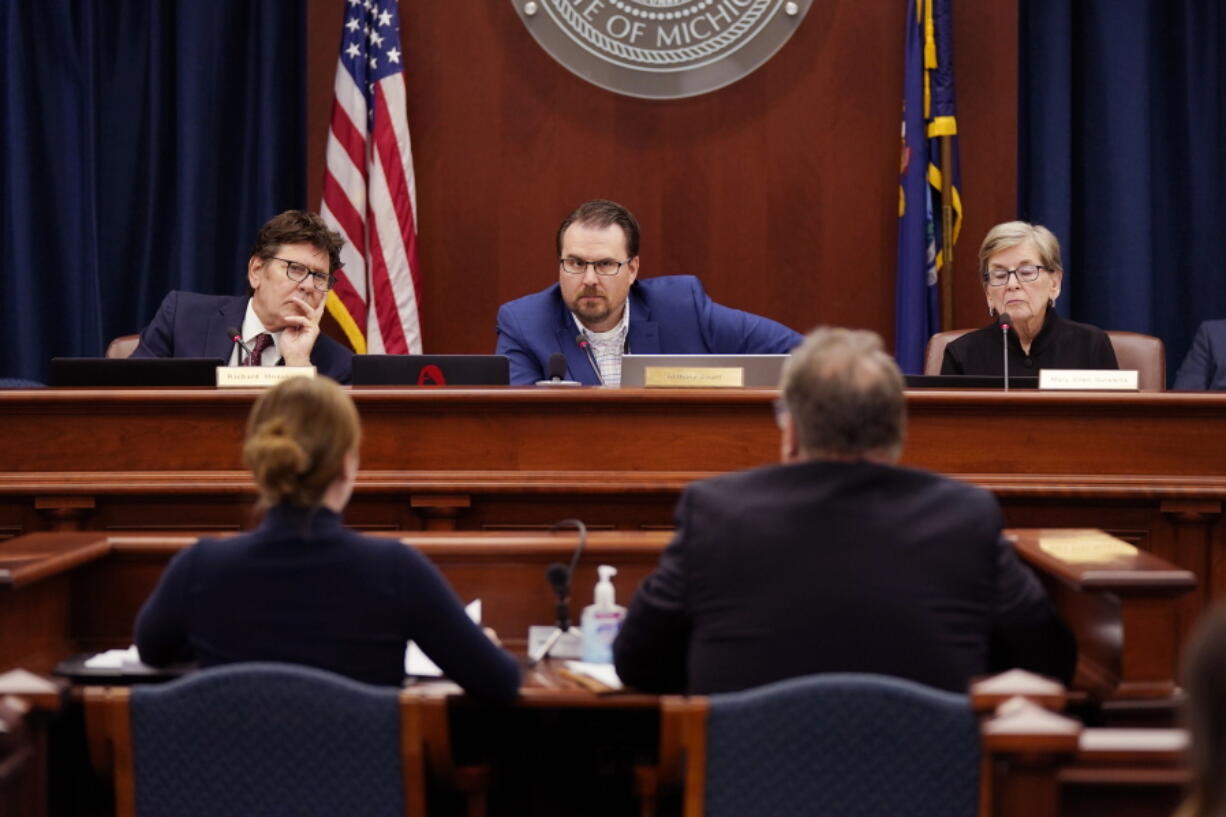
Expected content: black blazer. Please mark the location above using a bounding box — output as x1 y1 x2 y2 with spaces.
613 460 1076 695
135 504 521 701
941 311 1117 376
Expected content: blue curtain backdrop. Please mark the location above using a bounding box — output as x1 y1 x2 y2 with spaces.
1020 0 1225 384
0 1 306 382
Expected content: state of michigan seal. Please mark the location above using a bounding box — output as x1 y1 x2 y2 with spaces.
513 0 811 99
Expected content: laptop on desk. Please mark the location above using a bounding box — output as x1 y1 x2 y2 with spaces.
619 354 790 388
352 354 510 386
904 374 1040 389
49 357 223 387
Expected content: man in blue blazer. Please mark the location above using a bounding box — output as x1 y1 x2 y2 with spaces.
1174 320 1226 390
133 211 354 383
496 200 803 385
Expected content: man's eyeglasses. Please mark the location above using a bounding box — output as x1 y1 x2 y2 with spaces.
559 257 632 277
983 265 1052 287
273 257 336 292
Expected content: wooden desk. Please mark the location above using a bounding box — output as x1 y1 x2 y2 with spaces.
987 715 1189 817
1 387 1222 639
0 528 1194 710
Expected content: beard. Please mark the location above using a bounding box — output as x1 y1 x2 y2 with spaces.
568 289 612 326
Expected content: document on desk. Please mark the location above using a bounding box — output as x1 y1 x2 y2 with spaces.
560 661 624 692
83 645 152 671
405 600 481 677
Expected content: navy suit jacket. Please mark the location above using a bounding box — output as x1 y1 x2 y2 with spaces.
1174 319 1226 390
613 460 1077 695
495 275 804 385
135 504 521 701
132 291 353 384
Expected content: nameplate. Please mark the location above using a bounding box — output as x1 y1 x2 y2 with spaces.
1038 531 1138 564
643 366 744 388
1038 369 1139 391
215 366 317 388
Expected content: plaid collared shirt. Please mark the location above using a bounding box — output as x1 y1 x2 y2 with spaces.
574 305 630 386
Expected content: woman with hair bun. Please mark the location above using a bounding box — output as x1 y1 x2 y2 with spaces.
135 377 520 701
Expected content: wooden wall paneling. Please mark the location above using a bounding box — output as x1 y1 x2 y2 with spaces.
304 0 1019 354
1160 500 1222 650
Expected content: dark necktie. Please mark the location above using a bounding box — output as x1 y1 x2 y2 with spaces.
246 333 273 366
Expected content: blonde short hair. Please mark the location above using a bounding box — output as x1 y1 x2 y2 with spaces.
243 377 360 508
978 221 1063 282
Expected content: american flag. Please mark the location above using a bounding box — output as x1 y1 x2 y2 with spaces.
321 0 423 354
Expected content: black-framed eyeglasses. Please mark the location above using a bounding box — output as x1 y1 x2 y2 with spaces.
273 257 336 292
983 265 1052 287
559 257 632 277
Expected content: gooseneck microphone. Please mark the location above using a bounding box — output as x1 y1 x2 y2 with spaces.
997 312 1012 392
575 334 605 386
535 352 582 386
528 518 589 665
546 562 572 631
225 326 254 366
547 517 588 625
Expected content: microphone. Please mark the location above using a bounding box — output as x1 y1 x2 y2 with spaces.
546 562 572 630
547 354 567 381
576 334 605 385
528 518 589 665
550 517 588 620
225 326 254 365
996 312 1012 392
534 352 581 386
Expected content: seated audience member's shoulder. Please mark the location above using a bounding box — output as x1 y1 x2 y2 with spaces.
894 463 1003 514
688 461 787 494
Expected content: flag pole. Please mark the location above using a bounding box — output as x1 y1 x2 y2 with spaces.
939 133 955 331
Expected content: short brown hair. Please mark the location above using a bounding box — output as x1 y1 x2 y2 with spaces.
780 327 906 460
555 199 640 259
243 377 361 508
249 210 346 274
978 221 1063 282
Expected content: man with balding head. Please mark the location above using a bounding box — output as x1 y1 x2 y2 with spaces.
613 327 1075 695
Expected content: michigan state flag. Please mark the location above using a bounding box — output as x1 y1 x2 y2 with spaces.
896 0 962 374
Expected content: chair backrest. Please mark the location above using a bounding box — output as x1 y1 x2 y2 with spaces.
1109 331 1165 391
102 663 416 817
106 334 141 359
923 328 1166 391
680 673 980 817
923 329 972 375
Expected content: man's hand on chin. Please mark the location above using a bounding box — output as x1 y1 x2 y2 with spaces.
279 295 326 366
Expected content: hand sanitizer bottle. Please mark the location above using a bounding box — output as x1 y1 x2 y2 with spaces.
581 565 625 664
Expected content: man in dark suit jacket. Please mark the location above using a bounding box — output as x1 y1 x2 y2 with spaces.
613 327 1076 695
495 199 802 385
1174 319 1226 390
133 211 354 383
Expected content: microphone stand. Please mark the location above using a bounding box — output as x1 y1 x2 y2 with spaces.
527 518 587 665
998 314 1011 392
